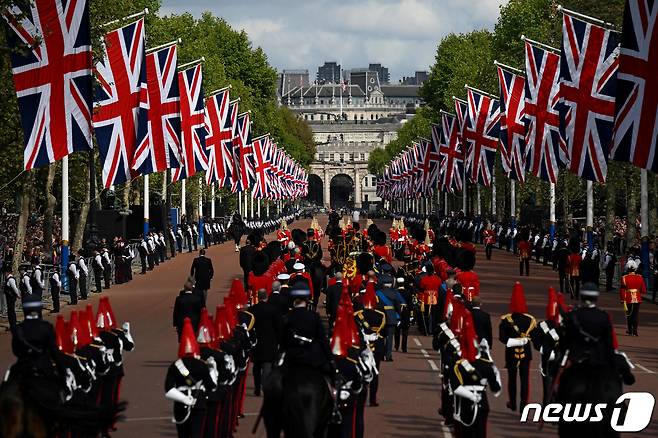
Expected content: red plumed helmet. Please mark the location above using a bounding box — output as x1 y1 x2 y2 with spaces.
178 317 201 359
197 308 215 345
509 281 528 314
85 304 99 338
229 278 248 308
214 305 233 343
96 297 116 331
459 309 478 362
362 282 378 309
546 287 560 323
330 314 351 357
68 311 82 350
103 297 118 329
55 314 71 353
223 296 238 328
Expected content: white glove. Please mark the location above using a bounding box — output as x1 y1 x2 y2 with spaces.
122 322 135 346
165 388 195 406
207 357 218 385
454 385 481 403
506 338 528 348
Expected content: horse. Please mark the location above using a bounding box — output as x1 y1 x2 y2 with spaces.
261 365 334 438
228 212 246 248
555 361 625 438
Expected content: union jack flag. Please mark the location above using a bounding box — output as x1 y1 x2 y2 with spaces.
231 112 254 193
4 0 94 171
133 44 182 175
93 18 148 188
420 136 441 196
436 112 464 192
497 66 527 181
173 64 207 182
251 135 271 199
204 87 232 185
560 13 619 182
454 97 468 141
463 88 500 187
524 40 566 183
611 0 658 172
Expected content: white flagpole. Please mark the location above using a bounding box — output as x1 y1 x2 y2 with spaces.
510 179 516 248
61 156 70 291
198 177 204 246
143 174 149 236
238 192 242 216
266 200 270 217
211 183 215 219
257 198 261 218
586 180 594 250
476 185 481 216
640 169 650 282
491 173 496 217
549 182 556 242
181 179 186 218
444 192 448 217
250 193 254 218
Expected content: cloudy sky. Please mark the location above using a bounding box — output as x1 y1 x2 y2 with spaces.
160 0 506 82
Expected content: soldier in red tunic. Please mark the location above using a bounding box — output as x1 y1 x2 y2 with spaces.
619 259 647 336
517 235 532 276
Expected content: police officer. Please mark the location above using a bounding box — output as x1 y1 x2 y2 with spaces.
68 255 79 305
30 258 45 300
3 265 20 330
620 259 646 336
139 236 149 274
602 242 617 292
102 247 112 289
77 249 89 300
49 266 61 314
168 225 177 257
93 250 104 293
499 282 536 412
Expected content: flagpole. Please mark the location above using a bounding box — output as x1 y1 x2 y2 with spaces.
101 8 149 28
198 177 204 247
549 182 556 243
491 173 496 218
61 156 69 293
640 169 650 284
510 180 516 248
557 5 618 30
143 174 149 237
476 185 481 216
211 183 216 219
266 200 270 218
145 38 181 54
521 35 560 54
586 180 594 251
238 192 242 217
181 179 186 218
257 198 261 218
444 192 448 218
250 193 254 218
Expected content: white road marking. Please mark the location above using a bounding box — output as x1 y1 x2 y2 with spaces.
413 337 422 346
428 359 440 372
442 425 454 438
636 363 655 374
420 348 430 358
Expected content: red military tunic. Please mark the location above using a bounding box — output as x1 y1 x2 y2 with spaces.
456 270 480 301
431 256 449 282
419 274 441 306
620 273 646 304
567 253 582 277
248 272 273 300
484 229 496 245
373 244 392 263
518 240 532 259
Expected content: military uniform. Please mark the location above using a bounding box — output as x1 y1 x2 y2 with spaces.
620 271 646 336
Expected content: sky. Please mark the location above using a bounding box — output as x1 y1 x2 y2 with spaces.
159 0 506 82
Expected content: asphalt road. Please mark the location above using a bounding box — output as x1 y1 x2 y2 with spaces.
1 215 656 437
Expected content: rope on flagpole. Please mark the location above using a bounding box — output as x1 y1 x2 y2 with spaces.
0 170 25 193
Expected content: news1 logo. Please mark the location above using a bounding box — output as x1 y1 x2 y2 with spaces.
520 392 655 432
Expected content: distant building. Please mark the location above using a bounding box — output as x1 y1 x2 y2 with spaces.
401 71 428 85
316 61 341 84
349 69 381 100
278 69 310 96
368 63 390 84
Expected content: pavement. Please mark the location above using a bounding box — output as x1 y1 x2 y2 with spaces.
0 215 656 437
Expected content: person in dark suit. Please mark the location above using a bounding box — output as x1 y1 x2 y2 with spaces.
468 296 493 348
239 237 256 289
325 272 344 330
190 249 214 301
173 277 204 340
269 278 290 316
248 289 283 396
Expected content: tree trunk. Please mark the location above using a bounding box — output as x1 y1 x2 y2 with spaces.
71 162 90 252
12 171 34 274
43 163 57 256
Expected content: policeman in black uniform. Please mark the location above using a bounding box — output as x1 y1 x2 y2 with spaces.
3 264 20 330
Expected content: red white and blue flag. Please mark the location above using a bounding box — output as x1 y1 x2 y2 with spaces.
420 136 441 196
231 112 254 193
611 0 658 172
524 40 566 183
4 0 94 170
436 112 464 192
497 65 527 181
93 18 148 188
454 97 469 142
559 12 619 182
204 87 232 185
173 64 207 181
133 44 182 175
463 88 500 187
251 134 271 199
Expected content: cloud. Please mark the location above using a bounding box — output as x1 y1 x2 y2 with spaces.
159 0 505 81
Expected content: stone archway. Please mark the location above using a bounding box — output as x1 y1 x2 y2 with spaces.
330 174 354 209
306 174 324 206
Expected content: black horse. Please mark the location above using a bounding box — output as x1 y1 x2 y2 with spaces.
228 212 246 248
555 362 625 438
262 365 334 438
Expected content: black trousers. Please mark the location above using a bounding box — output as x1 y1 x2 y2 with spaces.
51 286 60 313
252 361 272 394
626 303 640 335
394 326 409 352
605 267 615 291
94 268 103 292
192 236 198 251
570 276 580 299
176 237 183 253
79 274 87 300
5 292 17 329
520 258 530 276
559 269 567 293
140 255 147 274
69 277 78 305
147 253 155 270
170 241 176 257
175 407 206 438
485 244 493 260
369 356 382 404
185 235 193 252
454 407 488 438
103 266 111 288
507 360 530 409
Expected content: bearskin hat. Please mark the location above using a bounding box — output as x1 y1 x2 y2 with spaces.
292 228 307 246
454 248 476 271
356 252 374 275
265 240 282 261
372 230 387 246
252 251 271 276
